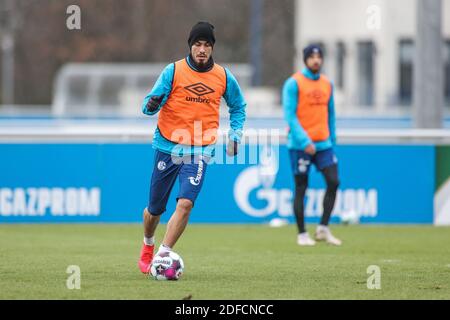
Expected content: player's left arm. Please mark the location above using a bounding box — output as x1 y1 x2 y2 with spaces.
328 82 337 146
223 68 247 155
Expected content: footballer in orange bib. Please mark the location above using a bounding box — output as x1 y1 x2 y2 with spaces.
282 44 341 247
137 22 247 274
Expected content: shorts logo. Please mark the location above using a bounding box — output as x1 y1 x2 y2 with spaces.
188 177 200 186
298 159 310 173
157 161 167 171
333 155 338 164
188 160 204 186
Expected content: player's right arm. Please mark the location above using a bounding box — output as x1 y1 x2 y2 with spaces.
282 77 313 151
141 63 174 115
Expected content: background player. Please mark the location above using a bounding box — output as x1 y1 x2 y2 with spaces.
282 44 341 246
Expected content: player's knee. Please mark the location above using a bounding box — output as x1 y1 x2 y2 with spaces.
327 177 340 190
146 204 165 216
143 208 162 222
294 174 308 189
176 198 193 216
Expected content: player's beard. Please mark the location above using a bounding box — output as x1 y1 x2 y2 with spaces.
310 64 321 74
196 59 207 67
195 55 208 66
190 53 214 71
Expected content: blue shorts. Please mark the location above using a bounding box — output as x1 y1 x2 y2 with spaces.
289 148 337 176
147 150 209 216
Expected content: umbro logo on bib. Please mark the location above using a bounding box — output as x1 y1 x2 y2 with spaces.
185 83 215 96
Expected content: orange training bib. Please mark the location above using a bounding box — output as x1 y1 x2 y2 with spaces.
158 59 227 146
292 72 332 142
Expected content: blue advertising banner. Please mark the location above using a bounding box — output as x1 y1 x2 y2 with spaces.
0 143 435 223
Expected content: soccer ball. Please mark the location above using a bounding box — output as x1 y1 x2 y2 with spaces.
150 251 184 281
340 209 360 225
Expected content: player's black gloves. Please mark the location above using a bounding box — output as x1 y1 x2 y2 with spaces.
226 139 239 156
145 94 165 113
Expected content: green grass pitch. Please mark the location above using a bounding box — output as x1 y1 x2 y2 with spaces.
0 224 449 299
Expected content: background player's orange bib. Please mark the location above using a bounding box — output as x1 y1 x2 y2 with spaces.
158 59 226 146
292 72 332 142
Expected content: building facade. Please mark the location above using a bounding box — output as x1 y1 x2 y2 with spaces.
294 0 450 115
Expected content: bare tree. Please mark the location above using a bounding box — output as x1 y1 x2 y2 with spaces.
8 0 294 105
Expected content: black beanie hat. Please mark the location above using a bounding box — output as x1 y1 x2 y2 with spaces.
303 44 323 63
188 21 216 47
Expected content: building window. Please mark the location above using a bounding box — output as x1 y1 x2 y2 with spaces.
357 41 375 106
445 40 450 105
399 39 414 106
399 39 450 106
336 42 345 89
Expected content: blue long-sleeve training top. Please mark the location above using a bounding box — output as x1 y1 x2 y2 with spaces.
142 55 247 157
282 67 336 151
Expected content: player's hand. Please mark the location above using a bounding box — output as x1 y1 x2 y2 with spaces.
226 140 239 157
304 143 316 155
145 94 165 113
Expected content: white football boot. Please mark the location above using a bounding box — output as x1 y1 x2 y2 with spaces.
297 232 316 246
315 225 342 246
